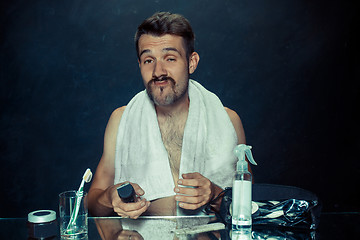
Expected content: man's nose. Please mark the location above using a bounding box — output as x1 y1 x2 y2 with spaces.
152 60 167 78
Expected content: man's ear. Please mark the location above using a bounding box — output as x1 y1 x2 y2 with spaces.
188 52 200 74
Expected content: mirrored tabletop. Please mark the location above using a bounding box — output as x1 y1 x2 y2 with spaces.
0 213 359 239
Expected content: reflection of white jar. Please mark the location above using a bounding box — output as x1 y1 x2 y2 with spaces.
27 210 57 239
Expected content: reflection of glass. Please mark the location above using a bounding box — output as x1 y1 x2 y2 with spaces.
230 229 252 240
59 191 88 239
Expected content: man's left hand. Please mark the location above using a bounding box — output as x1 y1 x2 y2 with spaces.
174 172 216 210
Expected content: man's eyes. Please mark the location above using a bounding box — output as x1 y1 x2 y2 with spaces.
143 58 154 64
142 56 177 64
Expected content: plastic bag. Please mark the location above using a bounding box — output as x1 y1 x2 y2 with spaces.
214 184 321 230
253 199 319 229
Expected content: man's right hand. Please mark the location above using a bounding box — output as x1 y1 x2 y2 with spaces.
108 182 150 219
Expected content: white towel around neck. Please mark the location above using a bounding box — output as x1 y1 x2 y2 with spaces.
114 80 238 201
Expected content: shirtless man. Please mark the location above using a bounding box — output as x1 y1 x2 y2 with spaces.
88 12 246 218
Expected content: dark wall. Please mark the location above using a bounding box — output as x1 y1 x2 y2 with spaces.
1 0 359 217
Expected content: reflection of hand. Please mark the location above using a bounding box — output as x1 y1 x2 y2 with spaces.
174 172 215 210
94 218 144 240
109 182 150 219
113 230 144 240
196 232 221 240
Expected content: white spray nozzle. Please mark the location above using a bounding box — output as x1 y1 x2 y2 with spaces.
234 144 257 171
83 168 93 183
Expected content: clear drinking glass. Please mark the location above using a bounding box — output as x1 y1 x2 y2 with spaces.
59 190 88 239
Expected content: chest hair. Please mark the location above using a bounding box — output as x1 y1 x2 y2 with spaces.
158 114 187 180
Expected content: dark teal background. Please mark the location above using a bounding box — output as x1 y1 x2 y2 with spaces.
1 0 359 217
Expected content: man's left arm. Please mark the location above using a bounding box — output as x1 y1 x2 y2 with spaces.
174 108 246 211
224 107 246 145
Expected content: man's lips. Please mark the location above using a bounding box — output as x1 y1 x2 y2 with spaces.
153 79 170 86
149 77 176 87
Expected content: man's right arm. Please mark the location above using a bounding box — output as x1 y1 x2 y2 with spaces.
87 107 150 217
88 107 125 216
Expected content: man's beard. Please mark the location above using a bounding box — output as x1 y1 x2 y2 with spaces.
146 76 188 106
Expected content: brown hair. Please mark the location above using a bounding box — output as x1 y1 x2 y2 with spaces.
135 12 195 59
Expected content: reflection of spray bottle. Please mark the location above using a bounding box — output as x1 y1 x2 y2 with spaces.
232 144 257 234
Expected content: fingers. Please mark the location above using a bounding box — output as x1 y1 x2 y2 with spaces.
116 182 145 197
131 183 145 197
182 172 202 179
113 199 150 219
116 230 144 240
174 187 211 209
175 184 210 197
175 193 207 210
175 172 214 210
178 174 211 189
177 200 204 210
112 182 150 219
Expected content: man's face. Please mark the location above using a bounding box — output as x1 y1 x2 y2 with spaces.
138 34 193 106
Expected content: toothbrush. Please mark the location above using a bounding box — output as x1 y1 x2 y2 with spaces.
66 168 92 231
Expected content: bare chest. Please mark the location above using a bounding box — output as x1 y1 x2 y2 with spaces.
158 116 187 181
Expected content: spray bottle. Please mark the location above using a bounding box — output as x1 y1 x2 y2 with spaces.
232 144 257 234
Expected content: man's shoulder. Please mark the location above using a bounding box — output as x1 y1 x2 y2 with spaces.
224 107 240 122
113 106 127 115
224 107 245 144
108 106 127 124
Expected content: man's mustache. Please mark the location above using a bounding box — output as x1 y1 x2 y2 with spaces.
148 76 176 85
